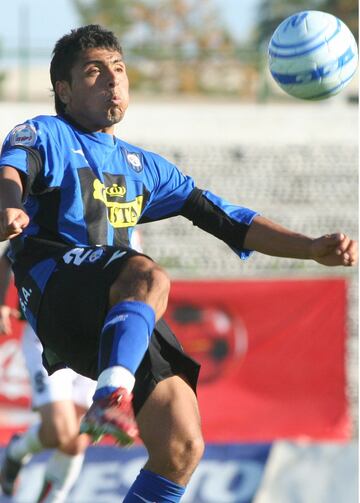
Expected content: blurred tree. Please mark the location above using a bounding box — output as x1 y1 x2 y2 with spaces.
73 0 246 95
74 0 135 40
74 0 234 59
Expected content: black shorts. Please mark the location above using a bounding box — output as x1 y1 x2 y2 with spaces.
31 244 200 415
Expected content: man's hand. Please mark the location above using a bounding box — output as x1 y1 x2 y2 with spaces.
0 305 21 335
0 208 29 241
310 233 358 267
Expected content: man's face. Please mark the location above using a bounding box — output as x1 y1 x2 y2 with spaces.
57 47 129 133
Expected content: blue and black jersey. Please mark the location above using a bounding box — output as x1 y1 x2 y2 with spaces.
0 114 257 271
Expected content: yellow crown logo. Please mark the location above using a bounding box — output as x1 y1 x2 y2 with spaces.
104 184 127 197
93 179 143 228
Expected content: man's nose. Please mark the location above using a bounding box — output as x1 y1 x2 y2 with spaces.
107 68 118 87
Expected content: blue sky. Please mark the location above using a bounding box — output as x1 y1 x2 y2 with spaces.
0 0 261 54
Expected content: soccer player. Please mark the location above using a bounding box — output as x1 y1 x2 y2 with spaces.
0 249 96 502
0 25 357 503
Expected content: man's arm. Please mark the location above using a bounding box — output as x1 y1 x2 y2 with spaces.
0 166 29 241
244 215 358 267
179 188 357 267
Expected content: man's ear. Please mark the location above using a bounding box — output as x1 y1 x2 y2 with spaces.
55 81 71 106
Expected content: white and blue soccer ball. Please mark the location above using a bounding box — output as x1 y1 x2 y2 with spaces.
268 11 358 100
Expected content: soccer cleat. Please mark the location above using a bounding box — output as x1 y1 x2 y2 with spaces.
0 434 27 495
80 387 139 446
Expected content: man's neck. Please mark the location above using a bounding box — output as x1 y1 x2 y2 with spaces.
61 113 114 136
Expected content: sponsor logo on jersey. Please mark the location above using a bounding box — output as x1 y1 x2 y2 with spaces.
10 124 37 147
102 183 127 198
63 247 105 266
126 152 143 172
103 250 128 268
93 179 143 228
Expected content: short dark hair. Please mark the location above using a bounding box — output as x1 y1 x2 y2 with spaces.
50 24 123 115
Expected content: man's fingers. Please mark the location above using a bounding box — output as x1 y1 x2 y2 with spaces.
0 211 29 241
8 222 22 233
0 210 29 240
3 230 23 240
9 212 29 230
313 234 358 267
344 240 358 266
335 234 351 255
336 239 358 266
11 220 21 230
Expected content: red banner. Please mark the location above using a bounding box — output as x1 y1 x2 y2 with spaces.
0 283 30 409
164 278 349 442
0 278 349 442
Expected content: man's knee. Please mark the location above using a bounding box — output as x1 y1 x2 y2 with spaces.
167 432 205 476
146 429 204 484
109 255 171 317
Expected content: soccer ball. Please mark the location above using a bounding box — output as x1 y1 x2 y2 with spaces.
268 11 358 100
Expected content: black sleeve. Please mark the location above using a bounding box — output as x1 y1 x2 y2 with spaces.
13 146 43 200
180 187 251 251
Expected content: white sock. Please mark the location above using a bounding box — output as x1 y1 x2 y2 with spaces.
96 365 135 394
38 451 85 503
8 424 43 462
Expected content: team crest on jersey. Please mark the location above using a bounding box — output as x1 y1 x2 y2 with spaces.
10 124 37 147
126 152 143 172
